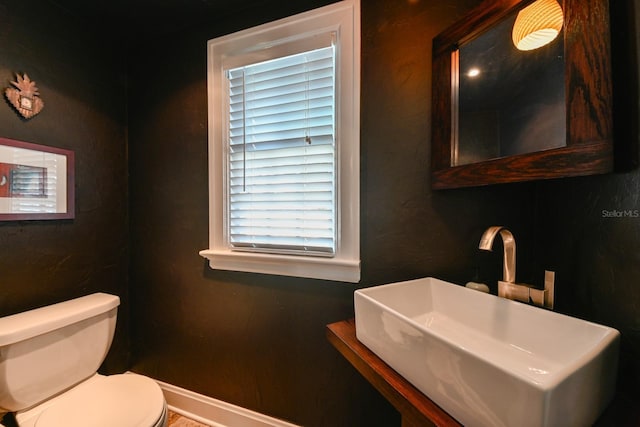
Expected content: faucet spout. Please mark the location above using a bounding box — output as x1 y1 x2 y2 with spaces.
479 226 516 283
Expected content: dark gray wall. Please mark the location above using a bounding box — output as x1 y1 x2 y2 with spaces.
0 0 129 372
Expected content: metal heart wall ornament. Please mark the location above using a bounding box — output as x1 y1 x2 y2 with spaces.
5 73 44 119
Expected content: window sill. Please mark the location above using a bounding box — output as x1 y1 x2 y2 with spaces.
199 249 360 283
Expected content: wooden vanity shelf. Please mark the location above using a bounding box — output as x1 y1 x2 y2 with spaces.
326 319 460 427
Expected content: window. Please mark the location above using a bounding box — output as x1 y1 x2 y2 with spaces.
200 0 360 283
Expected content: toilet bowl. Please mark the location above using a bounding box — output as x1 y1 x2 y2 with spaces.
0 293 168 427
14 374 168 427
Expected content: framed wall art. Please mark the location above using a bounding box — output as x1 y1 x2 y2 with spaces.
0 137 74 220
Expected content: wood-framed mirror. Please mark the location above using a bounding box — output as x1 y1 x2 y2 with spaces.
431 0 613 189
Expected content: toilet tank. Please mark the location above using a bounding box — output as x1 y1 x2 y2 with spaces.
0 293 120 412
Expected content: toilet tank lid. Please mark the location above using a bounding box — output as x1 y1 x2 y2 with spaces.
0 293 120 346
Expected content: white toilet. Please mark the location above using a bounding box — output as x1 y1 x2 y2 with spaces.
0 293 168 427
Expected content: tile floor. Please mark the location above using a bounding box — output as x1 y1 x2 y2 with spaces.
168 410 211 427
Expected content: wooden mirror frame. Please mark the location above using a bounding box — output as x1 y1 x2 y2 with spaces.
431 0 613 190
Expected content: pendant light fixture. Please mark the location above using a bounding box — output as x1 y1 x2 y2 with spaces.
512 0 564 51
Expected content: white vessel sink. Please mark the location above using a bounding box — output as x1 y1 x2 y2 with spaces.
354 277 619 427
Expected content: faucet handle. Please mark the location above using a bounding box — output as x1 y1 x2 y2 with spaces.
544 271 555 310
529 287 547 307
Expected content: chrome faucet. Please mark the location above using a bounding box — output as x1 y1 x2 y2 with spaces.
479 226 553 308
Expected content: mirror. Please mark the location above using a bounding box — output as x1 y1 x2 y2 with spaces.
431 0 613 189
456 6 565 165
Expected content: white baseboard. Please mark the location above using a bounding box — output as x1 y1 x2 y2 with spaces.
154 378 301 427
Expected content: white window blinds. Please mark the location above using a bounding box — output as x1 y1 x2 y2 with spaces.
226 45 336 256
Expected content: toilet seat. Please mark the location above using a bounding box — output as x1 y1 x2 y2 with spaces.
20 374 166 427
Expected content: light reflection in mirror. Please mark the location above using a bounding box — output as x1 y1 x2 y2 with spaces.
467 68 481 78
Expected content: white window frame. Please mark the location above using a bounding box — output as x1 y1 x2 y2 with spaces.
200 0 360 283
